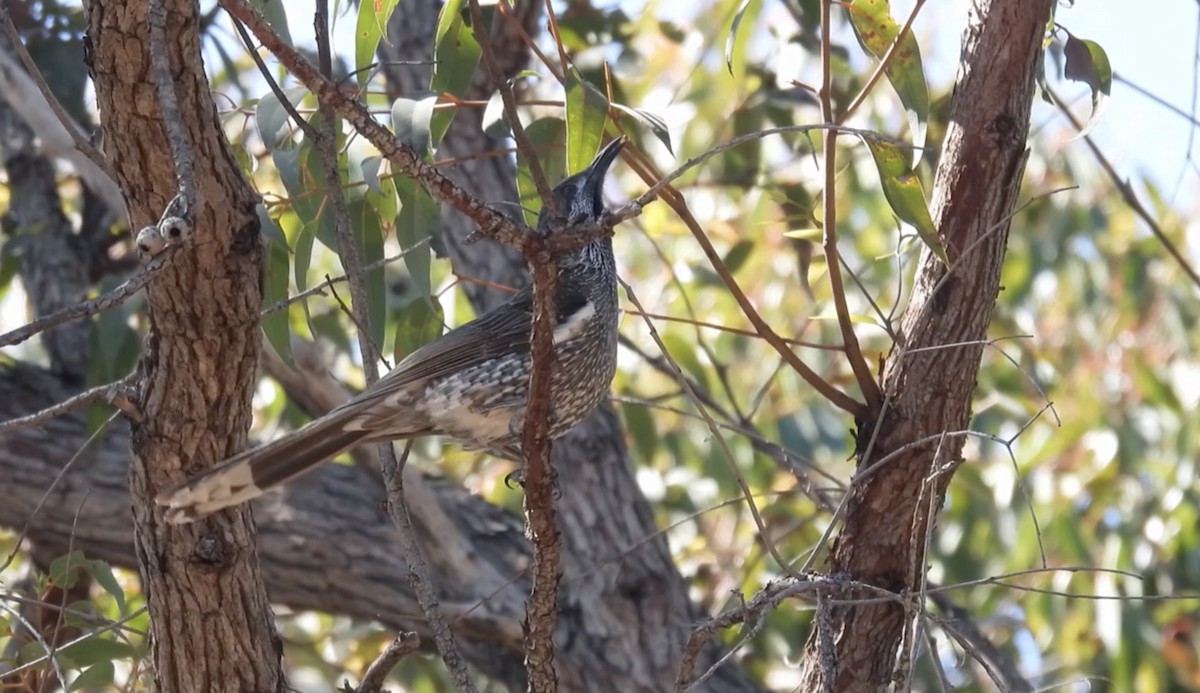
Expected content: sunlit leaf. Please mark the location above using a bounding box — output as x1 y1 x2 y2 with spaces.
864 137 947 265
514 117 568 226
725 0 756 75
847 0 929 153
354 0 402 88
564 68 609 175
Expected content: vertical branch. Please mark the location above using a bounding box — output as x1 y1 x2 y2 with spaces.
519 255 562 691
310 3 476 691
818 0 882 410
467 0 562 686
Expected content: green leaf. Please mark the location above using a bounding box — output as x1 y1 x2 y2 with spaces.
623 403 659 460
514 117 568 226
864 137 947 265
392 297 444 362
86 559 126 615
361 156 384 195
262 233 293 367
391 91 438 157
429 1 481 145
1063 34 1112 136
350 198 388 353
354 0 402 88
249 0 293 46
725 0 755 75
395 178 439 299
612 102 673 154
60 638 138 668
847 0 930 154
723 240 754 274
69 660 115 691
564 68 609 175
255 86 308 151
48 550 88 589
660 333 710 391
255 202 289 250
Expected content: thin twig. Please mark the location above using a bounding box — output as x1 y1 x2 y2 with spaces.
818 0 881 410
1049 84 1200 291
466 2 564 687
0 5 115 183
0 601 66 691
230 17 315 140
0 374 135 436
0 410 118 577
355 632 420 693
621 279 797 577
0 247 176 348
148 0 199 210
310 1 475 690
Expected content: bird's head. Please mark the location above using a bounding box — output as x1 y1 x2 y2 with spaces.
542 136 626 230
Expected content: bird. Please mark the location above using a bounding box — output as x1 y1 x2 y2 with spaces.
158 136 626 524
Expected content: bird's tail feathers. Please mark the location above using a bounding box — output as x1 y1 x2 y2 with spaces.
158 411 369 524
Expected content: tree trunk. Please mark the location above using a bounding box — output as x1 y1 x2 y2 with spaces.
798 0 1053 689
85 1 284 690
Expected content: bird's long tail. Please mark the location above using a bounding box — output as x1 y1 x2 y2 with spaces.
157 410 370 524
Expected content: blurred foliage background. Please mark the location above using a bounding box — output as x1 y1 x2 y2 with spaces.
1 0 1198 690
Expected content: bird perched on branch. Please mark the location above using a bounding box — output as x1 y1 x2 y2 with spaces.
159 137 626 524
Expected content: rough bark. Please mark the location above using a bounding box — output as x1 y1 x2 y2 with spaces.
84 1 283 691
380 4 757 691
798 0 1054 689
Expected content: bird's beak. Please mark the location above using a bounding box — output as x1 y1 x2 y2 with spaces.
580 136 626 191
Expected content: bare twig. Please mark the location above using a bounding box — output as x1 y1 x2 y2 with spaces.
0 601 66 691
0 6 118 194
621 279 797 577
0 247 175 348
0 410 118 576
230 17 315 140
819 0 881 410
355 632 420 693
1048 84 1200 291
310 1 475 690
148 0 199 211
0 374 136 436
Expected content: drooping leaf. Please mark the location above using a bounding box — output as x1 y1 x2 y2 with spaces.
612 102 673 154
395 178 439 300
255 86 309 151
354 0 402 88
564 68 610 174
86 559 126 614
361 156 384 195
391 91 437 157
1063 34 1112 136
725 0 756 75
864 137 947 265
846 0 930 155
68 661 116 691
